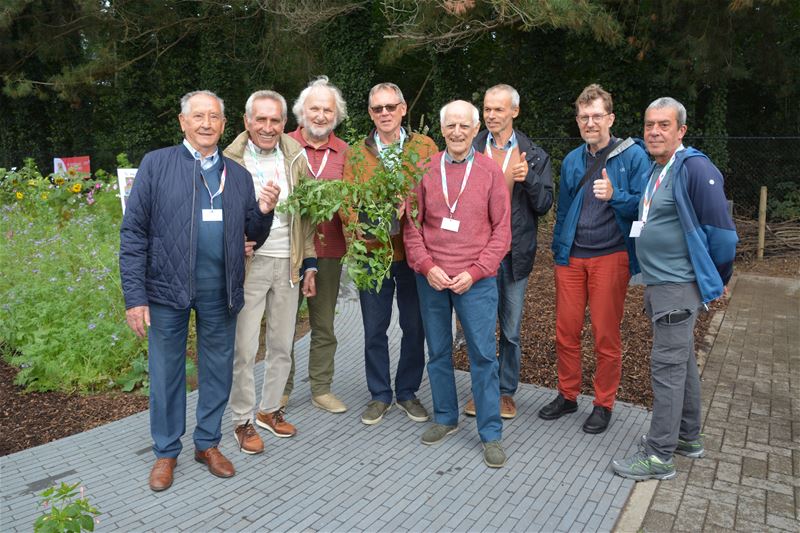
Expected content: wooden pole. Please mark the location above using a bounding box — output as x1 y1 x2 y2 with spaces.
757 186 767 261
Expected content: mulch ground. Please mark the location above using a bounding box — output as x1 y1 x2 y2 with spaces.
2 233 797 457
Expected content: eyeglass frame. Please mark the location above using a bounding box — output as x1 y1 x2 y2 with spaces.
370 102 403 114
576 112 612 125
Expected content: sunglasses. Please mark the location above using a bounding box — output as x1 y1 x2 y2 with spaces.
370 103 401 114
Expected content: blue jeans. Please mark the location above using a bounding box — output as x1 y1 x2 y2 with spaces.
148 288 237 458
359 260 425 404
416 274 502 443
497 255 529 396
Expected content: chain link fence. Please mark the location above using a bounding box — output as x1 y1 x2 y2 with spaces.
534 137 800 222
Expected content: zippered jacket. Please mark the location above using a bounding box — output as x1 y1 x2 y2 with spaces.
120 144 273 314
473 129 553 280
646 147 738 303
224 131 317 285
552 138 650 274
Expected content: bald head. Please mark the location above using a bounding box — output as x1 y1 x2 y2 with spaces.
440 100 480 161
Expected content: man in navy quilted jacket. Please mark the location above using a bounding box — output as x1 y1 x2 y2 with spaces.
120 90 278 492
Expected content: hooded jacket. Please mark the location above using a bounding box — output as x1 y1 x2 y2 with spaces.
224 131 317 285
552 137 650 274
473 129 554 280
642 147 738 303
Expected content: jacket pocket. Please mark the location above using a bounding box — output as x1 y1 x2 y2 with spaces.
147 237 164 279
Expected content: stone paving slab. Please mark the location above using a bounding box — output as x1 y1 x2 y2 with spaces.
639 274 800 532
2 278 650 532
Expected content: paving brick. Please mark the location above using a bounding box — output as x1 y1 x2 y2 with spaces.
642 509 675 531
705 500 736 529
766 490 795 518
688 463 716 488
736 495 767 524
716 459 742 483
673 496 709 531
742 456 768 479
650 486 682 515
766 512 800 531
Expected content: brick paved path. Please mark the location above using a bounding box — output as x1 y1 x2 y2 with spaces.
1 277 651 532
641 274 800 532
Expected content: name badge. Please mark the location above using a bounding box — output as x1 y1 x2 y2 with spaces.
441 217 460 232
202 209 223 222
630 220 644 238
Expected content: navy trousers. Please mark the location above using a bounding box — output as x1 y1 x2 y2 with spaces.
148 287 237 458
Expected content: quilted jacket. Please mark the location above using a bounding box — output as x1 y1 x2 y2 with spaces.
119 144 273 315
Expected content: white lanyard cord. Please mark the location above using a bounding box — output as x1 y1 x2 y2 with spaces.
305 148 330 178
200 165 226 211
440 155 473 216
485 137 515 173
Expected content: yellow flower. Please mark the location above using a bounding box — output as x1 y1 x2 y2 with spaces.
41 192 49 200
71 183 82 193
28 179 37 187
54 176 65 186
68 167 77 176
15 191 23 200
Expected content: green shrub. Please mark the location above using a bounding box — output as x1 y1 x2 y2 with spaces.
0 161 147 392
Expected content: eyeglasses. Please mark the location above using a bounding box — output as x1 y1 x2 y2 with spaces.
576 113 610 125
370 103 401 114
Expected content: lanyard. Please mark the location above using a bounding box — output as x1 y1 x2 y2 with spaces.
305 148 330 178
375 129 406 153
248 142 283 186
485 135 516 173
440 155 473 216
641 153 677 223
200 165 226 211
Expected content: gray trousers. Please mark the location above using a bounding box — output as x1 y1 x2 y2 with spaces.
644 282 703 461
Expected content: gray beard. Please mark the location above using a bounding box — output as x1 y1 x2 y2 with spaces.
305 124 334 141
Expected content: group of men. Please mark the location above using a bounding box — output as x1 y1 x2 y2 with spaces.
120 78 737 492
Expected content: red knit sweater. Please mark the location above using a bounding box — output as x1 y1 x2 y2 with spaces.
404 151 511 282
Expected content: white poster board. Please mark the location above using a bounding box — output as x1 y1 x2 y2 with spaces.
117 168 138 214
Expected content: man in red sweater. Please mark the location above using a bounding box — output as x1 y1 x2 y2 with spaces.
404 100 511 468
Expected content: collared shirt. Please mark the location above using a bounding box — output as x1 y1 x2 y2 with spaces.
183 139 219 170
374 127 407 153
288 127 349 258
487 130 517 151
443 146 476 165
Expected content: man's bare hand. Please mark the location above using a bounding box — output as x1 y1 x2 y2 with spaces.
126 305 150 338
593 168 614 201
302 270 317 298
426 266 453 291
449 271 474 294
258 180 281 214
511 152 528 182
244 238 256 258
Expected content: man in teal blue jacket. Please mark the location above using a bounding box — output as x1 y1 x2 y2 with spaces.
612 97 737 481
540 84 650 435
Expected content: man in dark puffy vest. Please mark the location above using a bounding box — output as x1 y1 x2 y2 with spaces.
120 90 278 492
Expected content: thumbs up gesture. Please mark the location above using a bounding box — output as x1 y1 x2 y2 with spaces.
593 168 614 201
511 151 528 182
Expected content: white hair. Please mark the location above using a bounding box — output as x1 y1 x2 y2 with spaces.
646 97 687 127
180 90 225 117
485 84 520 108
245 90 288 122
439 100 480 127
292 76 348 127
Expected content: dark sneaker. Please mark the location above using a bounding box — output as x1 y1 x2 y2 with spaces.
640 434 705 459
500 396 517 419
538 393 578 420
582 406 612 434
421 423 458 445
361 400 391 425
397 398 429 422
612 450 676 481
483 441 507 468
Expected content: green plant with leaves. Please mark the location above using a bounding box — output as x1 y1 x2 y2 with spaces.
34 482 100 533
280 143 427 291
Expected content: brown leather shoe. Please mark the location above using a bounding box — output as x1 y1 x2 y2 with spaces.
149 457 177 492
500 395 517 419
256 407 297 438
234 421 264 454
194 447 235 478
464 398 476 417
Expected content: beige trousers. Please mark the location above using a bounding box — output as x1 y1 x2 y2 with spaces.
229 255 299 425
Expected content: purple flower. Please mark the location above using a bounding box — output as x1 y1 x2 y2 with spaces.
88 323 96 330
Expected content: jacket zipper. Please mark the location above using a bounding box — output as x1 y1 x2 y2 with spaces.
286 150 304 289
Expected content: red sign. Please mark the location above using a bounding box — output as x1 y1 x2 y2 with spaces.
53 156 91 175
